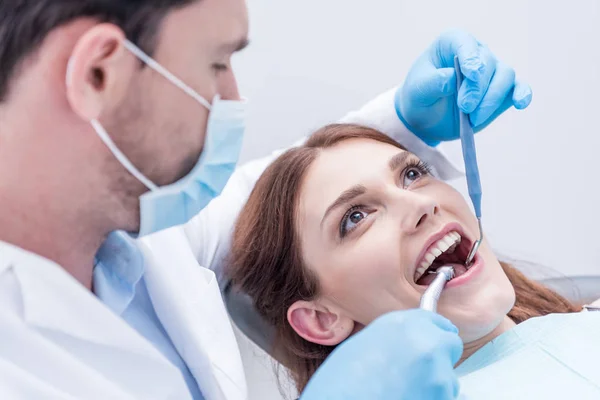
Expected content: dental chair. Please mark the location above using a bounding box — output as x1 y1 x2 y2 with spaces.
224 276 600 358
541 276 600 307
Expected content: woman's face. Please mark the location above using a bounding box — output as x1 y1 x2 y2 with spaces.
294 138 515 343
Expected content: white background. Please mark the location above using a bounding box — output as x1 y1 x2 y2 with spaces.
231 1 600 398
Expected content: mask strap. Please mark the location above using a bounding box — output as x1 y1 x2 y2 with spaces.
91 119 158 191
122 40 212 111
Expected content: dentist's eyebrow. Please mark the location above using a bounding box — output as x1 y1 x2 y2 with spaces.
388 151 412 172
321 184 367 228
219 37 250 54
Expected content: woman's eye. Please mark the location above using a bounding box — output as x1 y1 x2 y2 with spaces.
402 167 424 187
340 208 371 237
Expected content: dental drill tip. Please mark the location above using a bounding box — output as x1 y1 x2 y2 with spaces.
437 266 455 281
427 266 455 278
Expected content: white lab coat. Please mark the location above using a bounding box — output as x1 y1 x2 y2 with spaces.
0 88 460 400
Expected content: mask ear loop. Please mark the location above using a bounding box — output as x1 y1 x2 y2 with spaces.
66 56 157 191
87 40 217 193
122 40 212 111
91 119 158 191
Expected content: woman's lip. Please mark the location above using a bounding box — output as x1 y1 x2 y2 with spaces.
445 252 484 288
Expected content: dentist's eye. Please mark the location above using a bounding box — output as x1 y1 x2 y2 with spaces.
402 160 432 188
212 63 229 72
340 206 371 238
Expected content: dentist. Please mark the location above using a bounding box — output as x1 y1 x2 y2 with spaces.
0 0 531 399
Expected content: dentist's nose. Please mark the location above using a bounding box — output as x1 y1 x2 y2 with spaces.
398 192 439 233
218 68 241 101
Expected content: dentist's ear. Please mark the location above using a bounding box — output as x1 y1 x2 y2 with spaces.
65 23 137 122
287 300 355 346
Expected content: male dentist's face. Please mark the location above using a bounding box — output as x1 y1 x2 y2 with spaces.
104 0 249 190
55 0 251 231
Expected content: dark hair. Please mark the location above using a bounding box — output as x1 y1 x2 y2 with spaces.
227 123 581 393
0 0 196 101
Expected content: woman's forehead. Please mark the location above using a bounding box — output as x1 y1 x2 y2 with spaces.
299 139 407 217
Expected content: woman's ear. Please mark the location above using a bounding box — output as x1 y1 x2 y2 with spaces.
287 300 354 346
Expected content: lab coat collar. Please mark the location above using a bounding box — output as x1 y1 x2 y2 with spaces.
139 227 247 400
0 240 173 367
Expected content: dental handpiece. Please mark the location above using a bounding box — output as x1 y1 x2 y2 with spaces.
419 266 455 313
454 56 483 266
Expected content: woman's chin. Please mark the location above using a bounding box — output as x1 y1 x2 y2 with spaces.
442 289 516 343
455 316 506 342
437 250 515 336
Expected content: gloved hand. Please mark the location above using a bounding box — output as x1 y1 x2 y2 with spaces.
300 309 463 400
395 29 533 146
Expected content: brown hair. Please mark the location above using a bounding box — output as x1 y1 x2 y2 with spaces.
227 123 580 393
0 0 196 102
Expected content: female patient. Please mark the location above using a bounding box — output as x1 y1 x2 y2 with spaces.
227 124 600 398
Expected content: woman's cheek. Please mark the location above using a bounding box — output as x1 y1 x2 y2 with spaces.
437 186 478 223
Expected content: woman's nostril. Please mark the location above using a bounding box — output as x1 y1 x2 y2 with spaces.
416 214 427 227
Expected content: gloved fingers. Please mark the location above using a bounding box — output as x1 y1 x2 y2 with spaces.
424 310 460 335
457 43 497 114
412 326 463 397
421 355 462 400
452 374 462 399
404 67 457 107
472 94 512 133
442 333 463 399
469 62 516 127
411 310 464 365
439 329 464 366
390 309 459 334
513 79 533 109
437 29 484 80
471 78 533 132
369 310 462 362
430 330 463 398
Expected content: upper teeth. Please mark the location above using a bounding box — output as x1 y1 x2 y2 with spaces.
414 231 462 282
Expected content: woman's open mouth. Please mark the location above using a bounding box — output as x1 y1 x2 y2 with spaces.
414 230 473 286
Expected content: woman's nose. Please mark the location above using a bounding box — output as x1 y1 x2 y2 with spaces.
395 192 439 234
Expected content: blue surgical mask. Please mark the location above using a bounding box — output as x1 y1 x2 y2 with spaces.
87 40 246 236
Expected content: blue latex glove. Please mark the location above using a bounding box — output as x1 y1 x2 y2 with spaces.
300 309 463 400
395 29 533 146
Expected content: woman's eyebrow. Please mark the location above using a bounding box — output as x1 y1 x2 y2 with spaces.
388 152 411 172
320 184 367 228
319 152 411 229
